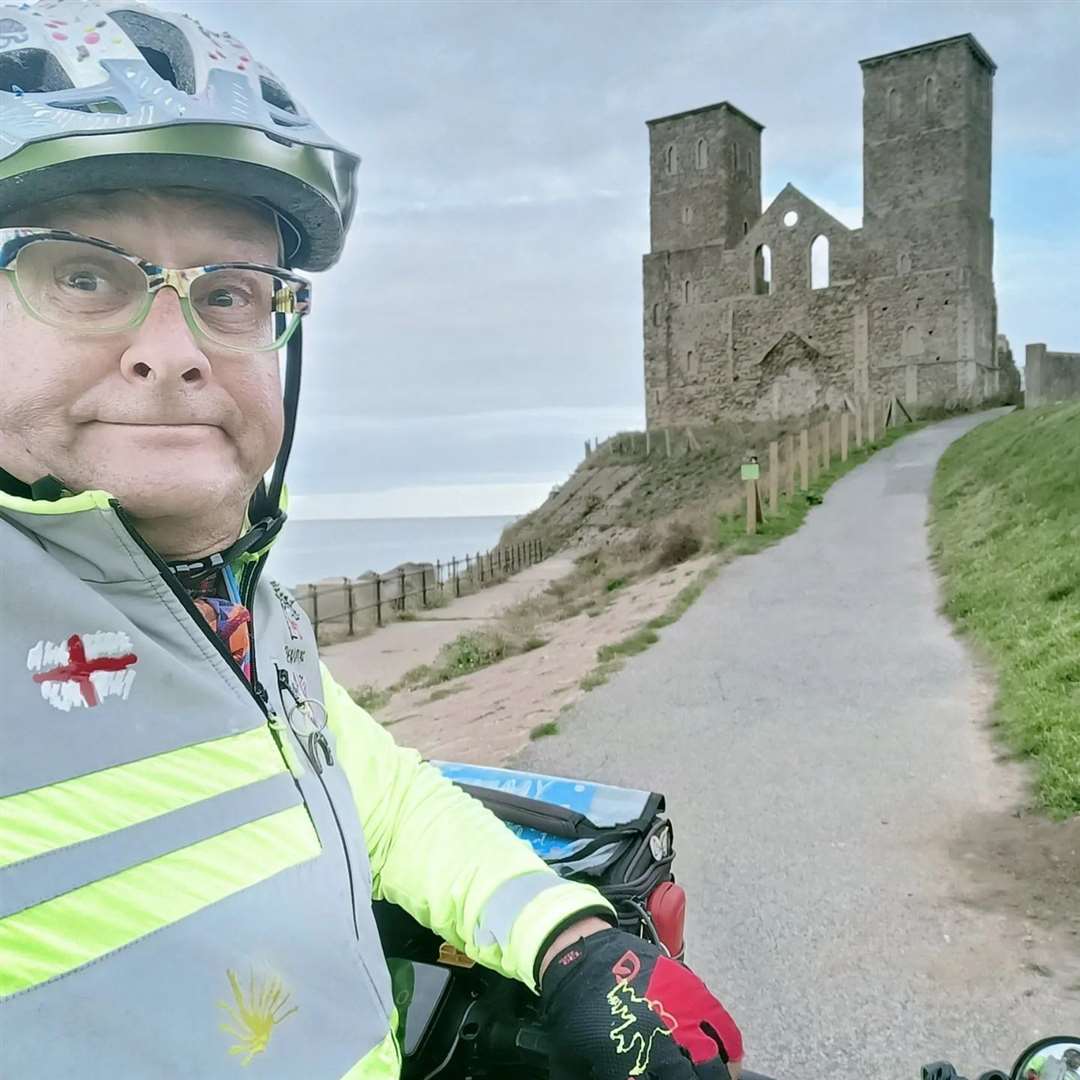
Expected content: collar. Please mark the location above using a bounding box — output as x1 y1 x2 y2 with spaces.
0 467 71 502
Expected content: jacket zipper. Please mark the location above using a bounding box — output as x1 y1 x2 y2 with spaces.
112 502 366 945
112 502 272 713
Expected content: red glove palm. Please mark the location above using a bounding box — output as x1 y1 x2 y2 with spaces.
540 928 743 1079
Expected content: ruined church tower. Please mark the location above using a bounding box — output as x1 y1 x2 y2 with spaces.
860 35 998 403
641 33 1001 430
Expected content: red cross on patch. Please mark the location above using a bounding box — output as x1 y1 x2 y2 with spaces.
26 632 139 712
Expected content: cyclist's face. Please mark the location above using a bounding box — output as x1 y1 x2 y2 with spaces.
0 189 284 533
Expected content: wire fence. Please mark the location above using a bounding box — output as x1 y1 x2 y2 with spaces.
293 537 546 644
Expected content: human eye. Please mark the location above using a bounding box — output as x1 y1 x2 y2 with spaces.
198 270 266 311
55 260 120 295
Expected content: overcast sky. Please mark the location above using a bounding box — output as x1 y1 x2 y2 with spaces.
179 0 1079 519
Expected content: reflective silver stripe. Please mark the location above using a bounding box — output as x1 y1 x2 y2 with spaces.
0 771 303 919
473 870 564 949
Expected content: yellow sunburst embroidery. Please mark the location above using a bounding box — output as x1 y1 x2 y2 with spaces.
218 968 298 1066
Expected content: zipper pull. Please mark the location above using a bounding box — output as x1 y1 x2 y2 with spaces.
309 731 334 771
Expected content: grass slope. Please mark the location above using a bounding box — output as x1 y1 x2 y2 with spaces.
930 404 1080 816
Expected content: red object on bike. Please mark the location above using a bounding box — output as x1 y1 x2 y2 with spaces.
647 881 686 959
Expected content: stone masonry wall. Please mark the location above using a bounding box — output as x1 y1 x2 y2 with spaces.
1025 344 1080 406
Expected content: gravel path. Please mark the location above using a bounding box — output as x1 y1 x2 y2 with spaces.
517 412 1078 1080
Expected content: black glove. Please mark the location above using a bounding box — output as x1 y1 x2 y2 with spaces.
540 928 743 1079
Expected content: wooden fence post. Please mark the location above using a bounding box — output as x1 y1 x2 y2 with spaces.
785 432 796 496
399 567 406 612
743 462 765 536
799 428 809 490
768 440 779 513
452 557 459 598
867 395 877 443
311 584 320 638
375 576 382 627
346 577 354 636
421 568 427 606
841 411 849 462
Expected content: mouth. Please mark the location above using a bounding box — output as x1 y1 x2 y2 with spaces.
90 421 227 443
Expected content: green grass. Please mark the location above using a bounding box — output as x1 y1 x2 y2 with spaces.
929 403 1080 817
426 684 469 703
394 629 510 689
349 684 392 713
579 659 623 692
597 627 660 663
530 721 560 739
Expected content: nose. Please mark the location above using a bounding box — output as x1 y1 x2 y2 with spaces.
119 288 212 387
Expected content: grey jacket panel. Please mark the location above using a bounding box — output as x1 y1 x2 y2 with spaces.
1 852 394 1078
0 500 398 1077
1 505 263 797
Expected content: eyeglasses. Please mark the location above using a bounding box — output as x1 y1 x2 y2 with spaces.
0 228 312 354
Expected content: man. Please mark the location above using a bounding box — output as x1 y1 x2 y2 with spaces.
0 3 743 1077
1026 1047 1080 1080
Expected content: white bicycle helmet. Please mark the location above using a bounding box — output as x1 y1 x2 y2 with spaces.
0 0 360 270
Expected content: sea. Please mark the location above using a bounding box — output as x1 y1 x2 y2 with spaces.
264 515 519 589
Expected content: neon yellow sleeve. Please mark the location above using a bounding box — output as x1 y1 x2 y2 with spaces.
321 665 615 990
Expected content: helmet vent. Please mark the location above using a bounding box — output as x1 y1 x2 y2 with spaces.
109 9 196 95
0 49 73 94
260 76 299 116
49 99 127 115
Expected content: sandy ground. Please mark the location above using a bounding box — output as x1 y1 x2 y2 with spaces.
320 555 578 691
322 551 717 764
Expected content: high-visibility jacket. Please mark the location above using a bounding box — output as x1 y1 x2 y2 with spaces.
1028 1056 1080 1080
0 486 614 1077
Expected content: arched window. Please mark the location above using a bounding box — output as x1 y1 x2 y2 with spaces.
810 235 830 289
887 87 901 124
681 205 693 225
753 244 772 296
665 145 677 175
743 220 749 236
902 325 923 356
923 75 938 122
652 302 662 327
732 143 738 171
696 138 708 169
683 279 692 304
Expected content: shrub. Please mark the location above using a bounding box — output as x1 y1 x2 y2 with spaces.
652 520 702 569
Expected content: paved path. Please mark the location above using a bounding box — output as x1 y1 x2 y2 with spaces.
322 556 575 690
518 413 1078 1079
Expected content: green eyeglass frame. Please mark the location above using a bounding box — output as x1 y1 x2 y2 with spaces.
0 227 313 354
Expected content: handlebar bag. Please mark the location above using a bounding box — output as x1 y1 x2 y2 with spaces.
432 761 675 924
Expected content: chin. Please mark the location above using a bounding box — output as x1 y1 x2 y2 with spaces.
103 466 253 524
